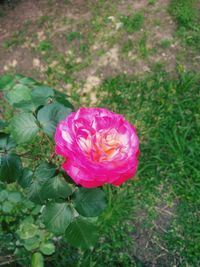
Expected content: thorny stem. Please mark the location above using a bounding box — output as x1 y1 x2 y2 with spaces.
48 152 56 163
43 132 55 151
106 184 112 208
0 256 27 266
18 151 41 160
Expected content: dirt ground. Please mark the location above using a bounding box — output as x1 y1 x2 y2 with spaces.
0 0 198 105
0 0 175 74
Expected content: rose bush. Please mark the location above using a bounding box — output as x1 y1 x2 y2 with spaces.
55 107 139 188
0 74 139 267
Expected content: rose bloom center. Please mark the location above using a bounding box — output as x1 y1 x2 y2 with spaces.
78 129 128 162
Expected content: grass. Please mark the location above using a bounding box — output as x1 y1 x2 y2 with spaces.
2 19 30 49
121 13 144 33
3 30 26 48
138 34 148 58
37 40 53 52
170 0 200 51
65 31 83 42
95 70 200 266
121 39 134 54
170 0 198 29
67 69 200 266
148 0 156 5
160 39 172 49
0 10 5 18
37 15 51 27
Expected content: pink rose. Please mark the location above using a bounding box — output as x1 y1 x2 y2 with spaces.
55 108 139 188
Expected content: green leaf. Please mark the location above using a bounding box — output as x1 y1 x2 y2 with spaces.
18 168 33 188
15 74 37 86
0 189 8 202
0 74 14 91
37 102 72 137
31 86 54 104
31 252 44 267
31 205 42 215
2 201 13 213
22 215 34 224
27 163 56 204
24 200 35 210
65 216 98 249
0 133 16 151
41 175 72 200
13 100 37 112
0 120 7 131
60 169 76 185
24 236 40 251
17 221 38 240
5 84 32 105
0 153 22 183
15 86 55 112
28 180 43 204
39 242 55 255
54 91 74 110
74 188 107 217
42 203 72 234
8 191 22 203
34 162 57 181
10 113 39 144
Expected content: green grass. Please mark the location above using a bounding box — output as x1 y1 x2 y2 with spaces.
0 10 5 18
170 0 200 51
37 15 51 27
170 0 198 29
138 34 148 58
121 39 134 53
37 40 53 52
160 39 172 49
121 13 144 33
2 30 26 48
148 0 156 5
95 71 200 266
65 31 83 42
79 43 89 54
